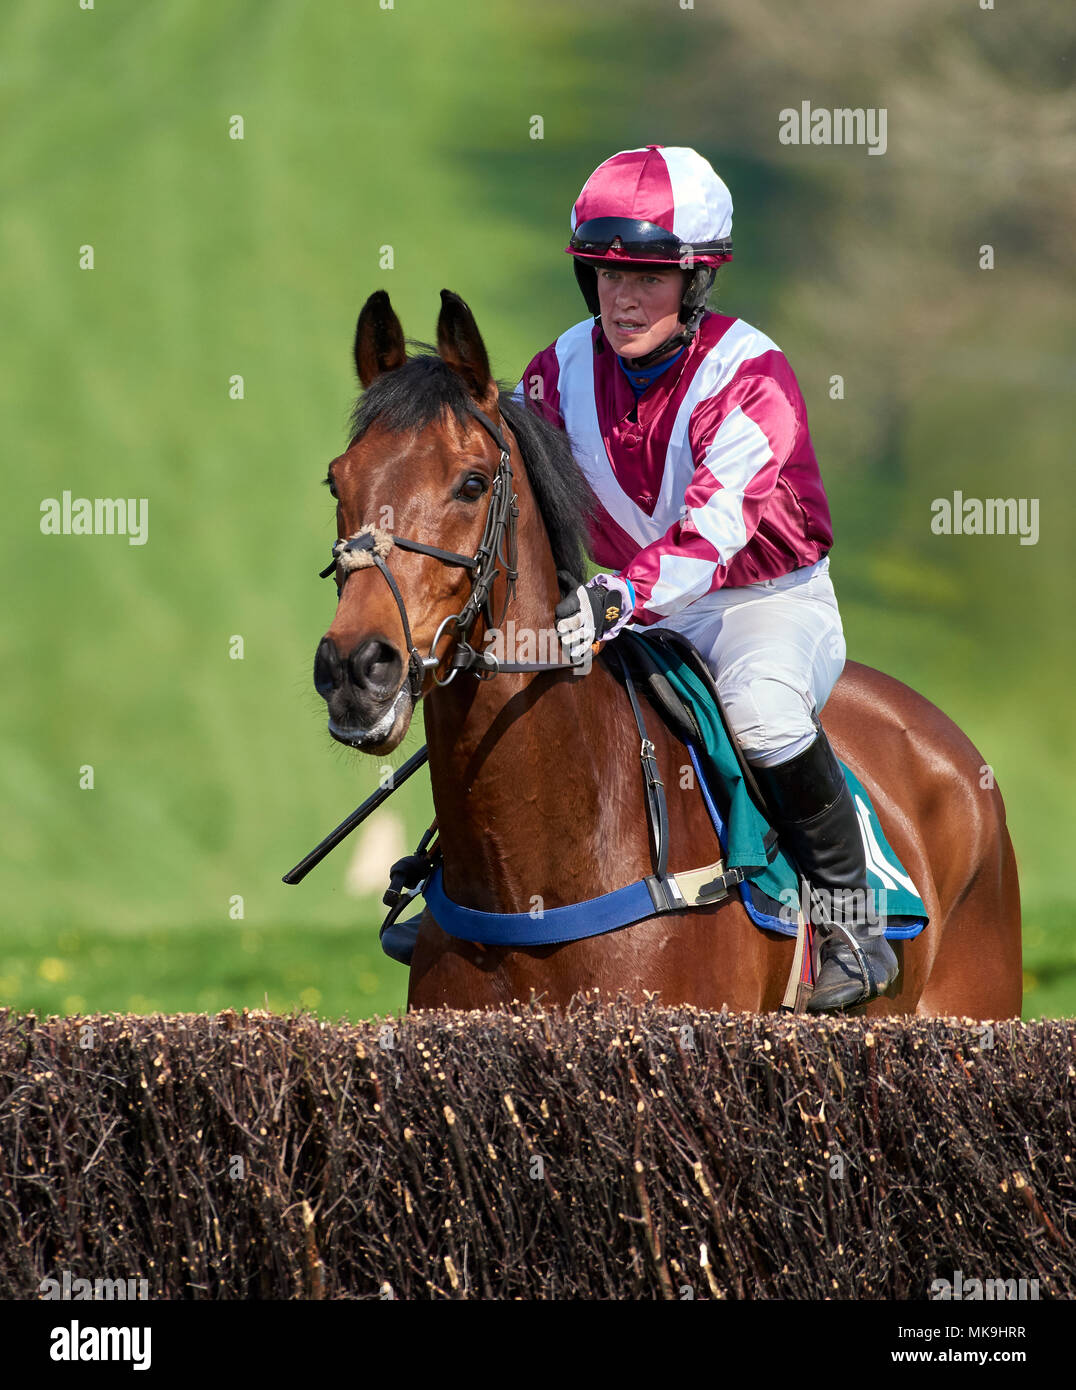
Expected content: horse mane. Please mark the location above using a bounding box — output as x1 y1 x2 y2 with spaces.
347 345 595 587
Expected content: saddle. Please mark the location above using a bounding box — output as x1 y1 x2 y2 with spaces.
605 627 927 939
605 626 774 831
608 628 719 742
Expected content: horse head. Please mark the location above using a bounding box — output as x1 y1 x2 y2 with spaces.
314 289 525 755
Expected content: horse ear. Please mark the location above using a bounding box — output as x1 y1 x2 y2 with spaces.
354 290 407 388
436 289 498 413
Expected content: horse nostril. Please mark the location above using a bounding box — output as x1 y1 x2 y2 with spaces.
349 639 400 695
314 637 341 698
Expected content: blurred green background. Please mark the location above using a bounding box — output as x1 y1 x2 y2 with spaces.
2 0 1073 1021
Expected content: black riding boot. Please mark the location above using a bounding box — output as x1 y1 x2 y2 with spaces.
752 730 899 1012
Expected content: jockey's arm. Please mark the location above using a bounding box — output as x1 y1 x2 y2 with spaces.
618 371 798 627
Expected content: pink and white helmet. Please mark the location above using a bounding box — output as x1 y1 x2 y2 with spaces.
565 145 733 366
566 144 734 268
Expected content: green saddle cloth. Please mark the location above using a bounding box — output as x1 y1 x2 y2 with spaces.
623 631 928 937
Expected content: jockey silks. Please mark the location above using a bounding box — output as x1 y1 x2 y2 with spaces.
514 310 833 627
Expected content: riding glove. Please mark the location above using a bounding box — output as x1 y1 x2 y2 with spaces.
554 574 636 664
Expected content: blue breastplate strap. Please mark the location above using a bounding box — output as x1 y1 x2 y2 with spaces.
421 857 749 948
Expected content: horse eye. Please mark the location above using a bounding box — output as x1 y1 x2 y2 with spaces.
457 474 487 502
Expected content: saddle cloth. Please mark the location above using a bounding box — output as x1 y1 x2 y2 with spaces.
609 628 927 940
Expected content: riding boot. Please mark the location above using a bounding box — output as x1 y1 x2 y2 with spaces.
751 730 899 1012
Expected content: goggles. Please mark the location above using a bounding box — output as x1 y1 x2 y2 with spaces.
567 217 732 262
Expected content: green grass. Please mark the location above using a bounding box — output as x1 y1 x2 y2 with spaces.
3 899 1072 1024
0 918 405 1024
3 0 1073 1021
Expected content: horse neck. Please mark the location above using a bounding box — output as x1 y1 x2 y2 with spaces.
421 496 648 913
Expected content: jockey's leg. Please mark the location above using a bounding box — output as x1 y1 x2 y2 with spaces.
655 558 898 1010
749 726 899 1011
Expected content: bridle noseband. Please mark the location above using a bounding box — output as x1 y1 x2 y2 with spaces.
321 404 570 699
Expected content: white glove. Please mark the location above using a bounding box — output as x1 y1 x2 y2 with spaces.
554 573 636 664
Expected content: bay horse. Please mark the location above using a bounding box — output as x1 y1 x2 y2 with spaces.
312 289 1022 1018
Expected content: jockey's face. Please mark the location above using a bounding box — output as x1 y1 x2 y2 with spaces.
595 265 687 361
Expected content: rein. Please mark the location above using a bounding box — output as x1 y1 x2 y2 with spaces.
319 404 571 698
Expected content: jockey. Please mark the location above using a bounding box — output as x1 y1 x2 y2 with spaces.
514 144 898 1012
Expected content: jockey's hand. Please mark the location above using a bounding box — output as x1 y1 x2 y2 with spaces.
554 574 636 664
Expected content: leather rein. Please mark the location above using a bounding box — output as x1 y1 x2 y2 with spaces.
320 404 572 698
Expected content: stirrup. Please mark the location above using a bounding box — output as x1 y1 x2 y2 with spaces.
808 919 897 1011
379 824 439 963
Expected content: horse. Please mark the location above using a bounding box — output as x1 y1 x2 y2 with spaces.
311 288 1022 1018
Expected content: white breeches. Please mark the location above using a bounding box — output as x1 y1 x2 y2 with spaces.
638 555 846 768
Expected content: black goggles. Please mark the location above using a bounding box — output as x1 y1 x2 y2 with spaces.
568 217 732 261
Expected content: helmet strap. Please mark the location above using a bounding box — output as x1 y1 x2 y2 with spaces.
622 265 716 369
573 258 602 316
572 260 716 369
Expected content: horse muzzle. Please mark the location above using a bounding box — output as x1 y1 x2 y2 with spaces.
314 635 415 753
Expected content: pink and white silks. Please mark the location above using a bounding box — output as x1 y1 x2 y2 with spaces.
514 310 847 766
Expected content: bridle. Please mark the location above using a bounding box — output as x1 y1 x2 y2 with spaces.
320 403 572 700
